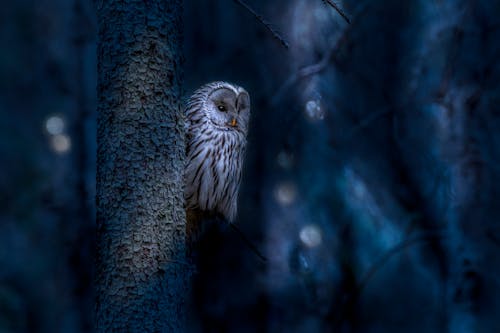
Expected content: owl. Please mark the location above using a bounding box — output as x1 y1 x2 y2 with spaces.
185 81 251 226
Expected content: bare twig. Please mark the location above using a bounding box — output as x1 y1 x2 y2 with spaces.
271 3 371 105
357 231 444 292
271 29 349 105
165 259 194 268
229 222 268 262
486 228 500 248
322 0 351 24
233 0 289 49
346 108 392 139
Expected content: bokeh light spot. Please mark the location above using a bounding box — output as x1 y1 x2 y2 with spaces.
51 134 71 154
274 181 297 205
305 100 325 121
45 116 65 135
299 224 322 248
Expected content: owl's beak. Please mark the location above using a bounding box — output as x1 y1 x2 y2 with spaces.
229 118 238 127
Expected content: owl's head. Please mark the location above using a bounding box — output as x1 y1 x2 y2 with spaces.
187 81 251 135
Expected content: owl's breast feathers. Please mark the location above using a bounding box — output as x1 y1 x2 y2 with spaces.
185 129 245 223
185 81 249 235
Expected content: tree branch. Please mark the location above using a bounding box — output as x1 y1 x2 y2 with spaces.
357 231 444 293
229 222 268 262
233 0 289 49
271 3 372 105
271 28 349 105
322 0 351 24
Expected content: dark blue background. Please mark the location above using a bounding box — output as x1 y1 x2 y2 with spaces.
1 0 499 332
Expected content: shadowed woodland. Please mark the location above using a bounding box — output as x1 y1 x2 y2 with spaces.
1 0 500 332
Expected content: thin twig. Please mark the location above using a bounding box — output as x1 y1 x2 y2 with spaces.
486 228 500 248
271 30 349 105
229 222 268 262
271 2 370 105
346 108 392 139
322 0 351 24
357 231 444 292
165 259 194 268
233 0 289 49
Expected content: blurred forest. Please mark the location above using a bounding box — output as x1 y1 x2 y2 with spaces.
2 0 500 332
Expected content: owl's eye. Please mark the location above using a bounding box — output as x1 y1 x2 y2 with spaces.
217 105 227 112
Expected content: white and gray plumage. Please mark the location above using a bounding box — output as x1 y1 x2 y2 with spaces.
185 81 251 223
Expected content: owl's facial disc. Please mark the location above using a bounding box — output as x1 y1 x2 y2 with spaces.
206 87 238 129
205 85 250 133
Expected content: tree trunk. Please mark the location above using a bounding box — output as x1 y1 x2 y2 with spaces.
95 0 188 331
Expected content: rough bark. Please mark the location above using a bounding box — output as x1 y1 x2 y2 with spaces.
95 0 188 331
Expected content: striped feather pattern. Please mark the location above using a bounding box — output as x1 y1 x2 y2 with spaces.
185 82 250 222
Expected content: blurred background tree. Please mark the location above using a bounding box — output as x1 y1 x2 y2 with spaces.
1 0 499 332
0 0 95 331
